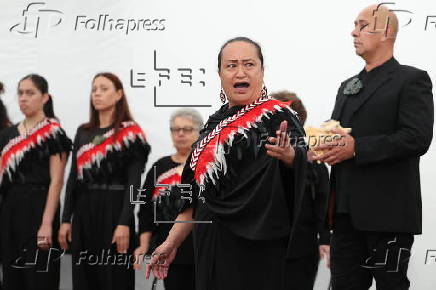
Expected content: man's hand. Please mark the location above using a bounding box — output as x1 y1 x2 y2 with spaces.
313 128 355 165
265 120 296 167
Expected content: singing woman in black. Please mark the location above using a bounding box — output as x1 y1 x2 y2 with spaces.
59 72 150 290
146 37 307 290
0 74 71 290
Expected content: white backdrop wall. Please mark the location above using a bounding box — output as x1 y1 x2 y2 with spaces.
1 0 435 289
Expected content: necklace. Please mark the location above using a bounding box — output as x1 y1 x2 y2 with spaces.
22 117 46 136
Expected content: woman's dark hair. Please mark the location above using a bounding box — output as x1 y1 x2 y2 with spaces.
82 72 134 134
19 74 56 119
217 36 264 71
271 91 307 125
0 81 12 131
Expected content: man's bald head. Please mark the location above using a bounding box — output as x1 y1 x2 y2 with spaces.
361 4 399 41
352 4 398 60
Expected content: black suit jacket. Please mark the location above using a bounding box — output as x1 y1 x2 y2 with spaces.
331 58 433 234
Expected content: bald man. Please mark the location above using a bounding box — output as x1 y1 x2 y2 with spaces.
313 4 434 290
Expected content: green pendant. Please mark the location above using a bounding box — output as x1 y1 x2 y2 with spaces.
92 135 106 145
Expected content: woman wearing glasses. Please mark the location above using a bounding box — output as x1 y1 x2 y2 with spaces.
135 108 203 290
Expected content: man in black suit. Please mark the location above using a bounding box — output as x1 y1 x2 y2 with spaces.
314 4 434 290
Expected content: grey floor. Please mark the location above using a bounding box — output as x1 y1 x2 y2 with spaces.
59 254 333 290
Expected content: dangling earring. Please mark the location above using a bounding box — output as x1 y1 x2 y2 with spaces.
261 85 268 97
220 88 227 104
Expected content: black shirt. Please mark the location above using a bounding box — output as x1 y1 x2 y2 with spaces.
62 124 150 225
336 57 396 213
138 155 194 265
180 100 307 242
0 120 71 188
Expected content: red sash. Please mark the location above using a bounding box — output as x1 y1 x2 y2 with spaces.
0 119 63 184
76 122 146 179
190 96 294 186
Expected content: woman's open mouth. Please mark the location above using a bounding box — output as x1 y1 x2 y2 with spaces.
233 82 250 94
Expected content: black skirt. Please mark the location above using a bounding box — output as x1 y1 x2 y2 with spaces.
193 204 288 290
70 188 135 290
0 184 60 290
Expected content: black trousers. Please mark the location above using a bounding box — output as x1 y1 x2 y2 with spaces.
331 214 414 290
0 186 60 290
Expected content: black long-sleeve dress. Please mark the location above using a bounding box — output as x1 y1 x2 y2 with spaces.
285 161 330 289
0 118 71 290
138 156 195 290
177 96 307 290
61 121 150 290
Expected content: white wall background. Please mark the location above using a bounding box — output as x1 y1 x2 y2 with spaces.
1 0 435 289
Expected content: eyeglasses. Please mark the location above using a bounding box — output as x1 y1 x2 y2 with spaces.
170 127 197 134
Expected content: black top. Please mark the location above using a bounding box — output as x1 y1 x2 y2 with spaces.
336 57 395 213
179 98 308 257
61 123 151 226
330 57 433 233
138 155 194 264
0 119 71 189
138 155 182 233
305 162 330 244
